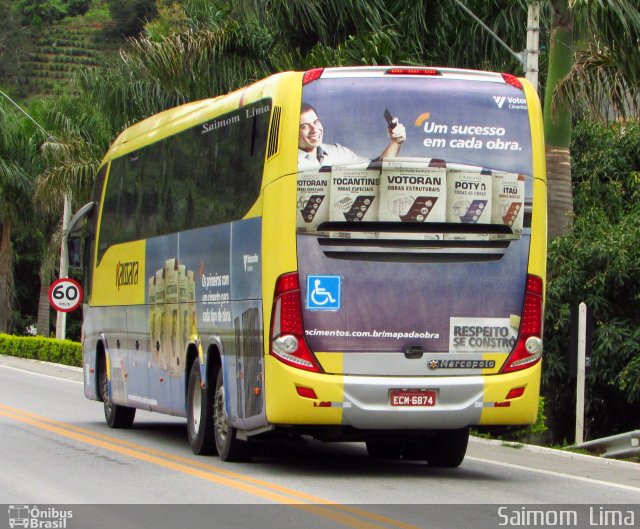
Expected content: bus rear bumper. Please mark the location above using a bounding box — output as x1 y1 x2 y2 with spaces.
342 362 540 429
264 357 541 429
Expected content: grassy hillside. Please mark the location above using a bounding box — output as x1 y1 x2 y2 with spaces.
20 3 121 97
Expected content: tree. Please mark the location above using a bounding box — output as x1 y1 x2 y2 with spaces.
32 95 106 337
0 104 35 332
544 0 574 240
17 0 67 25
554 1 640 122
544 0 640 239
0 1 31 95
543 120 640 441
107 0 157 37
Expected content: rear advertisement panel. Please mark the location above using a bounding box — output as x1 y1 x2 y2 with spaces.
296 75 532 359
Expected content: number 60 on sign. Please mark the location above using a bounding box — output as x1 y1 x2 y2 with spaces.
48 278 84 312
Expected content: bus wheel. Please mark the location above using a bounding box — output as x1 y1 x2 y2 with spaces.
366 439 403 459
187 358 217 455
213 369 253 462
401 437 429 461
424 427 469 468
99 361 135 429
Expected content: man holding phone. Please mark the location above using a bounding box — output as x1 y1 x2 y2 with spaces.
298 102 406 170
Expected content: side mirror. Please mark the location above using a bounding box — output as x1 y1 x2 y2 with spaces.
67 237 83 268
66 202 96 270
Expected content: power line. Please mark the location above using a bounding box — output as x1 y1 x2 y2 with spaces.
452 0 525 66
0 89 52 139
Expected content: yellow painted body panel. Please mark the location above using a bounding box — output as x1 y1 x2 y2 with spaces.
91 240 146 306
522 77 548 284
264 356 343 425
315 352 344 374
479 362 542 425
91 71 303 311
259 73 303 363
482 353 509 375
473 77 546 425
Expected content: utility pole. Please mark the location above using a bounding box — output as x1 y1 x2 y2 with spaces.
452 1 540 93
526 2 541 92
55 194 72 340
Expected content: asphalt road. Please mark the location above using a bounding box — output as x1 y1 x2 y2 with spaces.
1 354 638 529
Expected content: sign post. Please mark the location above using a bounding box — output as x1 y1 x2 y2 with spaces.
48 278 83 314
575 302 588 444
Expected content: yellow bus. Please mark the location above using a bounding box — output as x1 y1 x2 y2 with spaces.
69 66 546 466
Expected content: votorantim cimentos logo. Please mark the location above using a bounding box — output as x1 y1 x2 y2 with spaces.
8 505 73 528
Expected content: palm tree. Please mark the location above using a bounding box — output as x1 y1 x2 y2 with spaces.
418 0 639 240
0 104 35 332
78 0 416 125
48 0 640 252
32 96 105 337
544 0 640 238
556 0 640 122
544 0 574 240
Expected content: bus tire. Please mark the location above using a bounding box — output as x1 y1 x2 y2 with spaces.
187 357 217 455
213 369 253 462
366 439 402 459
424 427 469 468
401 436 429 461
99 359 136 429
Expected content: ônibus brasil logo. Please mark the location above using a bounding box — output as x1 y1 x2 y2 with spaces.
116 260 139 290
8 505 73 529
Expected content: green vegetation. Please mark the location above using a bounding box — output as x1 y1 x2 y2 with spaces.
0 333 82 366
107 0 156 36
543 121 640 443
501 442 525 449
1 0 117 98
17 0 90 26
23 25 116 97
472 396 548 444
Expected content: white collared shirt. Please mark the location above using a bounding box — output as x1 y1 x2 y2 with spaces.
298 144 367 171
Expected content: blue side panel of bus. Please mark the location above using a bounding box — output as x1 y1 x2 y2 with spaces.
139 217 263 423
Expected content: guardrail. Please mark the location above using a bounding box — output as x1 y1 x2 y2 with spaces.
573 430 640 459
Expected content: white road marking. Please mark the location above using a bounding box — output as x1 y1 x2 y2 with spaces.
0 364 83 384
466 456 640 493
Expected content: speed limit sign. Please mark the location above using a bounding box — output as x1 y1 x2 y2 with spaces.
48 278 84 312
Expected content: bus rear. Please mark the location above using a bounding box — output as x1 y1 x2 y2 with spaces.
264 67 546 465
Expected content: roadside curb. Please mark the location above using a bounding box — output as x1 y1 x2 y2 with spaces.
0 354 83 373
470 435 638 468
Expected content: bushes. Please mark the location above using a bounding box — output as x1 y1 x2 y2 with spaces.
542 120 640 443
17 0 90 26
0 333 82 367
107 0 156 36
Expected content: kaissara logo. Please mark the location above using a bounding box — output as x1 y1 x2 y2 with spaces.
116 260 139 290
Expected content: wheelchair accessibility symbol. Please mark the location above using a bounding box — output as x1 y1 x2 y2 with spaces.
306 275 341 311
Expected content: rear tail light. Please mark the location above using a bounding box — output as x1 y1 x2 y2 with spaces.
303 68 324 85
501 73 523 90
386 68 441 76
501 274 544 373
270 272 322 372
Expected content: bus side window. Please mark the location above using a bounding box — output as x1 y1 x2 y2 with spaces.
96 98 272 264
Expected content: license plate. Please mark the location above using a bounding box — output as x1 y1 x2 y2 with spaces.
389 389 437 407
